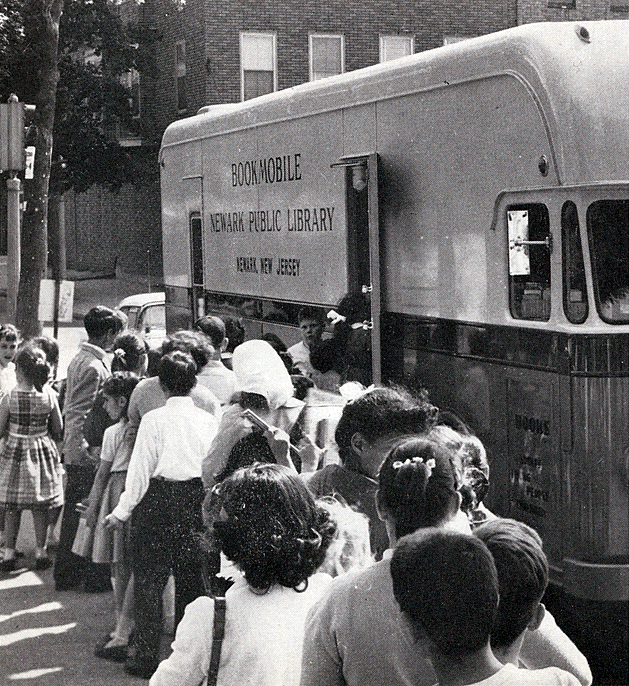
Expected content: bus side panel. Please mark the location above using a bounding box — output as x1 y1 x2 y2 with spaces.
504 371 564 573
255 112 347 306
376 75 557 324
405 347 566 576
570 376 629 562
200 112 348 309
161 140 203 289
202 130 263 300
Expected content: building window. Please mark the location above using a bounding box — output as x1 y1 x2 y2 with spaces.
175 40 187 112
121 68 141 119
241 33 276 100
379 35 413 62
309 34 344 81
547 0 576 7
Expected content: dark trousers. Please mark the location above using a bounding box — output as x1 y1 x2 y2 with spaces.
53 464 111 592
131 477 205 662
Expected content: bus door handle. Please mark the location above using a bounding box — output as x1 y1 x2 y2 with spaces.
511 234 553 252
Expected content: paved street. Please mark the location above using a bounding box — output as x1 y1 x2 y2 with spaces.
0 561 148 685
1 273 161 684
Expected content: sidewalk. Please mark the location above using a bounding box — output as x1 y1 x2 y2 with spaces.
61 270 158 322
0 269 158 323
0 560 160 686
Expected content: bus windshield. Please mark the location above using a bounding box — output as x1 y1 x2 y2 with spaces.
588 199 629 323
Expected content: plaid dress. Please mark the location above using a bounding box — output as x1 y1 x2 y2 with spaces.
0 387 64 509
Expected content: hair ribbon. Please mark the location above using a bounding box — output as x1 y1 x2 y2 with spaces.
392 457 436 476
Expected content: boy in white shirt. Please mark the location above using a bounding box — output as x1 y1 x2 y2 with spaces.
390 529 581 686
107 351 218 679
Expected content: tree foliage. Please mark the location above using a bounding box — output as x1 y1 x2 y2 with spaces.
0 0 158 195
0 0 158 335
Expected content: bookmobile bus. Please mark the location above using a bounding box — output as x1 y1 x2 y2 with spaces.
160 22 628 672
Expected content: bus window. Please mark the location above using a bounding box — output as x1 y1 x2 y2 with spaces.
588 200 629 323
561 201 588 324
507 203 551 321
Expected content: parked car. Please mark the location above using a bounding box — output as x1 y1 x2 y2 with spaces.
117 292 166 349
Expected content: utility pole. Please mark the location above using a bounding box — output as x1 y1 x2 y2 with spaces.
1 94 25 324
6 176 20 322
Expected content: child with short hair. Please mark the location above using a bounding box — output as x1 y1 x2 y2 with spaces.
474 518 591 683
106 351 219 678
0 344 63 571
0 323 20 548
78 372 141 661
54 305 125 592
304 385 438 559
390 528 580 686
288 307 340 392
0 324 19 397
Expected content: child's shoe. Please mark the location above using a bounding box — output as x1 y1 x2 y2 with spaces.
0 556 17 572
34 556 52 570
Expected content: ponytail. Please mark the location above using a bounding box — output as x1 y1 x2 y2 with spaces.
14 344 50 392
378 437 459 539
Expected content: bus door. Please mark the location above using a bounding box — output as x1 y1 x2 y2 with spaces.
333 153 382 383
183 176 205 321
497 189 567 576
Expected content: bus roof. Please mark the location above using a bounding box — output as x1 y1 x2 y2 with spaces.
161 21 629 186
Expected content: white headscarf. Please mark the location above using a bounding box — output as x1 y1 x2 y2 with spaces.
232 339 295 410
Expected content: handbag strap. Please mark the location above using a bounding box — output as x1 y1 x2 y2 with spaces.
207 596 226 686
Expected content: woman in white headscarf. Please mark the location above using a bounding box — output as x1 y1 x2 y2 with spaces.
201 340 313 497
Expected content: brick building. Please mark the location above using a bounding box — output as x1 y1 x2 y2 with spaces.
65 0 626 280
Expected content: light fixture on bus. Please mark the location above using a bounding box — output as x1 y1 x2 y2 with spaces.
351 164 367 192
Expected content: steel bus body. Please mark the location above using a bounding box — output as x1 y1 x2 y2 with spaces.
160 21 628 623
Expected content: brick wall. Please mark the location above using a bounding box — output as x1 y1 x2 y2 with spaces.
145 0 515 132
518 0 628 24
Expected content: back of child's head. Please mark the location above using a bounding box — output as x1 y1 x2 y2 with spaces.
101 372 140 420
297 306 325 325
455 435 490 519
0 323 19 342
213 463 336 591
15 344 50 392
391 528 499 658
474 518 548 650
223 316 245 353
317 496 373 577
336 292 369 325
261 332 288 354
335 385 438 464
111 331 149 374
195 315 226 350
31 335 59 369
84 306 124 339
160 330 213 372
158 350 197 396
378 437 460 538
429 426 490 520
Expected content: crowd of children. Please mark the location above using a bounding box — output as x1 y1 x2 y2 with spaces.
0 308 594 686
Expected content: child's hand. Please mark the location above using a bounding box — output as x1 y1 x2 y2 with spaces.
104 513 123 530
84 504 98 529
298 435 322 474
263 426 291 466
